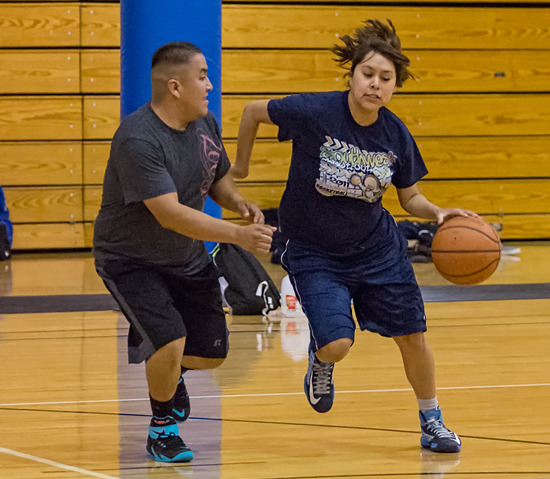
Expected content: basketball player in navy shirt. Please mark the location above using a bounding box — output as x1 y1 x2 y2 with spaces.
233 20 476 453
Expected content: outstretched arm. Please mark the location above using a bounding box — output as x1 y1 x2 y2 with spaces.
397 184 477 224
232 100 274 179
144 193 274 253
208 174 265 224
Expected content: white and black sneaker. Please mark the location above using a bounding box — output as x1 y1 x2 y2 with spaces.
304 347 335 413
420 407 462 453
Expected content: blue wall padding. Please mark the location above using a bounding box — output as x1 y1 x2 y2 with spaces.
120 0 223 240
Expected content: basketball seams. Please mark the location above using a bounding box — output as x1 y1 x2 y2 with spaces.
435 225 501 245
434 257 500 279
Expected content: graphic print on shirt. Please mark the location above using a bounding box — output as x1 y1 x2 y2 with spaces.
198 129 223 198
316 136 397 203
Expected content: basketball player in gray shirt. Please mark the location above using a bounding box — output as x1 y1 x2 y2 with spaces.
93 42 274 462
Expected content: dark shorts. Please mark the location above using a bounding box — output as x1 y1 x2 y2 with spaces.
96 259 228 364
281 236 426 352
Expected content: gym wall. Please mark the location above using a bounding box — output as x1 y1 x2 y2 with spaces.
1 1 549 249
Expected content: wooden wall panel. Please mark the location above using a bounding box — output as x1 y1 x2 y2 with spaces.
4 187 83 223
80 50 120 93
229 0 550 3
70 5 550 50
12 223 86 250
0 4 80 48
418 137 550 179
0 97 82 141
0 51 79 94
83 142 110 185
84 186 102 221
483 214 550 240
0 142 82 186
224 140 291 182
223 50 550 94
221 95 550 139
80 4 120 47
222 6 550 50
225 137 550 183
83 96 120 140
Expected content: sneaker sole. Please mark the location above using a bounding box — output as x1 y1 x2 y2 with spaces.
421 439 461 453
147 446 194 463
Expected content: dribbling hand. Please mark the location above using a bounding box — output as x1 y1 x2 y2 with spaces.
436 208 478 225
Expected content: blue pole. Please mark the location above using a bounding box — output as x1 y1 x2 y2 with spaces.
120 0 223 250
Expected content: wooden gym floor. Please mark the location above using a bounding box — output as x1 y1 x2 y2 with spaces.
0 243 548 479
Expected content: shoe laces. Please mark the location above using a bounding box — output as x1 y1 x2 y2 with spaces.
311 361 334 396
155 431 186 450
425 418 455 439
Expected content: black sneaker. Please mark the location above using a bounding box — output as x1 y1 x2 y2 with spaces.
304 347 335 413
420 407 462 453
146 418 193 462
173 376 191 423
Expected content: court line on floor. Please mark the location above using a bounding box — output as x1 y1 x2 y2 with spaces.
0 382 548 408
0 446 120 479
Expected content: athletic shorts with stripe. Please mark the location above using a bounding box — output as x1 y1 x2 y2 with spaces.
96 259 229 364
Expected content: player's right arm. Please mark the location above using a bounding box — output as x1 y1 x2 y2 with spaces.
144 193 274 253
232 100 274 179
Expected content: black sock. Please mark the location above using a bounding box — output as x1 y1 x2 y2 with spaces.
149 395 175 423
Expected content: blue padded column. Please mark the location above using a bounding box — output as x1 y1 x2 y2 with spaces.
120 0 223 242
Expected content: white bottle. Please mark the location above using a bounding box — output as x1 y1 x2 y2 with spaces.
280 275 303 316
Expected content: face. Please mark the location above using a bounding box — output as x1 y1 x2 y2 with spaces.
348 51 397 120
169 53 212 119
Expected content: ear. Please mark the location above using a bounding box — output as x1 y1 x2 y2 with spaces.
167 79 181 99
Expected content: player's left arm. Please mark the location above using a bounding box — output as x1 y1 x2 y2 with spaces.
397 184 477 224
208 173 265 224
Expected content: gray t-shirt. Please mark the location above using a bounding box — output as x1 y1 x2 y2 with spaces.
93 102 230 274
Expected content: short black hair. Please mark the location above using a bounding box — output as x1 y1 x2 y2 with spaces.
151 41 203 70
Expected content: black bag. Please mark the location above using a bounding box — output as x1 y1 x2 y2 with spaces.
211 243 281 315
0 223 10 261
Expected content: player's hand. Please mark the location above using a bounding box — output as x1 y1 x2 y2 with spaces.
436 208 478 225
236 224 276 254
236 200 265 224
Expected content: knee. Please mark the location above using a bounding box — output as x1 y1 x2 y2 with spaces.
317 338 353 363
181 356 225 370
150 338 186 365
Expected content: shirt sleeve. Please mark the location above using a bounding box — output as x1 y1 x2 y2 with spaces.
267 94 314 142
391 129 429 189
114 138 177 205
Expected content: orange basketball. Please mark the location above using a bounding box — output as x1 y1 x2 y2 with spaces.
431 216 501 285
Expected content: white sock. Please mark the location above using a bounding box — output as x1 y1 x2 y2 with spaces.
418 397 438 412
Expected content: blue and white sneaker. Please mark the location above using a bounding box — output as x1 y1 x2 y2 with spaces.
146 417 193 462
173 375 191 423
420 407 462 453
304 347 335 413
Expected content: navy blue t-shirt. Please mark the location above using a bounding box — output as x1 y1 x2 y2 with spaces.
268 90 428 256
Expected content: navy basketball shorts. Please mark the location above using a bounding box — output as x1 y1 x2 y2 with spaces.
96 259 229 364
281 240 426 352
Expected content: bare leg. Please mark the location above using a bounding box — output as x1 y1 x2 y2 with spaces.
393 332 436 399
146 337 186 401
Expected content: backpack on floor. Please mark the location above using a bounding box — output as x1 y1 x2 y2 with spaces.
211 243 281 315
0 187 12 261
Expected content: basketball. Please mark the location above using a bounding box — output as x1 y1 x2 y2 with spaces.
431 216 501 285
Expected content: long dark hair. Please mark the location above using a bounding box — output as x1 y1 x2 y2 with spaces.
332 19 413 87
